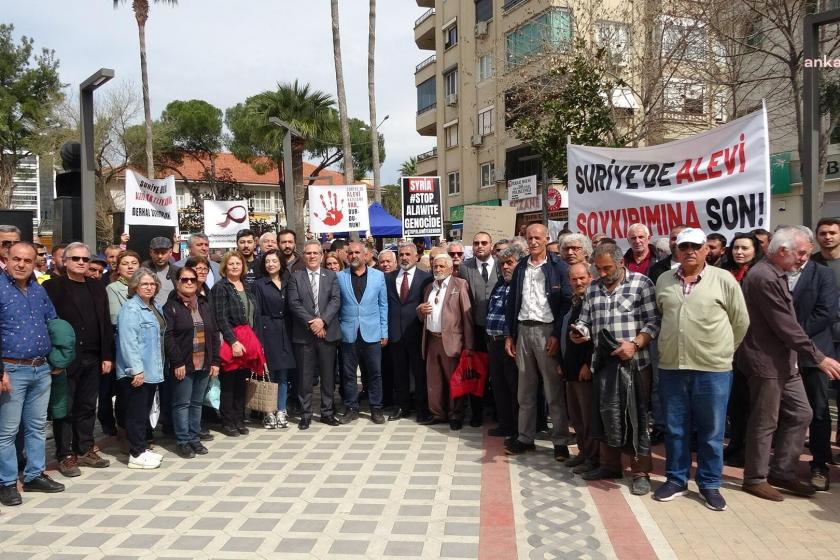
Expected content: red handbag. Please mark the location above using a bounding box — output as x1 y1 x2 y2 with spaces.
449 351 489 399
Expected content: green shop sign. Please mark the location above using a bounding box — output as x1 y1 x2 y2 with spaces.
449 199 500 222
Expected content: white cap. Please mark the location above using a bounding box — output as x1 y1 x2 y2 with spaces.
675 228 706 246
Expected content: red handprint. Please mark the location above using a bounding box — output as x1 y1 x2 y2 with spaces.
313 190 344 226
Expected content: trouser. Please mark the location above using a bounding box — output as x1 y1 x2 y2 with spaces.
801 366 832 471
171 370 210 445
340 336 383 411
469 325 487 421
0 362 51 485
389 335 427 415
53 355 100 459
566 380 598 463
659 370 732 490
744 372 812 485
425 334 463 421
381 346 394 407
296 340 337 419
599 365 652 477
649 340 666 432
487 335 518 435
118 378 157 458
726 367 750 452
515 323 570 446
97 370 120 431
270 369 290 412
219 368 249 429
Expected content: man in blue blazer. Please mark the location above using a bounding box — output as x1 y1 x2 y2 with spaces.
337 241 389 424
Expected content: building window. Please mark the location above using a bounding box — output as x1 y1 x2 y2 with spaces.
506 8 572 68
445 122 459 148
478 106 495 136
444 24 458 49
664 79 706 115
176 187 191 209
478 53 494 81
596 21 631 66
444 69 458 97
448 171 461 195
250 190 280 213
416 77 436 114
480 162 495 188
662 16 707 62
475 0 493 22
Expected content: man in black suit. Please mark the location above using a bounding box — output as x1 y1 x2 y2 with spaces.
287 240 342 429
43 242 114 477
386 242 433 422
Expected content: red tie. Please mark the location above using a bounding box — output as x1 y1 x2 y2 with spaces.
400 271 409 303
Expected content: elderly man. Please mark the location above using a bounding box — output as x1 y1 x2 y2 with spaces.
560 233 592 266
0 242 65 507
572 243 659 495
259 232 278 254
653 228 749 511
378 250 396 274
418 254 474 429
505 223 573 459
176 233 220 288
336 241 389 424
738 226 840 501
447 241 465 276
624 223 658 276
647 225 686 284
44 242 114 477
0 225 21 270
143 236 180 303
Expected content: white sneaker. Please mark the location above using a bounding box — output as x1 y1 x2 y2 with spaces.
145 449 163 461
263 412 277 429
128 450 162 469
277 411 288 428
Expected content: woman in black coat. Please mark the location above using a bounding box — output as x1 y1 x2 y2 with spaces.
252 249 296 429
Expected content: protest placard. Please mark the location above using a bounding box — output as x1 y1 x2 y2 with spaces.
401 176 443 237
462 205 517 246
309 184 370 234
124 170 177 226
204 200 249 248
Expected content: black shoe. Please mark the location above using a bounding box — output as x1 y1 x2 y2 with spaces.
190 442 209 455
419 416 443 425
222 425 239 437
469 416 483 428
450 419 463 430
320 415 340 426
0 484 22 506
371 410 386 424
101 424 117 437
341 410 359 423
22 473 64 493
298 418 311 430
488 427 513 437
176 443 196 459
505 440 536 455
198 429 214 441
388 408 410 421
553 445 570 462
581 467 624 481
236 425 250 435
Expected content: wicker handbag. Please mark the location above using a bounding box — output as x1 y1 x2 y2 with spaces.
246 370 278 413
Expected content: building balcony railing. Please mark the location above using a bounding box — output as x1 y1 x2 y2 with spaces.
415 8 435 28
415 54 437 73
417 147 438 162
417 103 436 116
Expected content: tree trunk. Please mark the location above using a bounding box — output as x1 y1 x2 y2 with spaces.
136 16 155 177
0 155 18 209
331 0 354 187
368 0 382 203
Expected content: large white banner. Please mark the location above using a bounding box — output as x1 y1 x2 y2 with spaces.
124 170 177 226
567 106 770 244
203 200 250 248
309 184 370 234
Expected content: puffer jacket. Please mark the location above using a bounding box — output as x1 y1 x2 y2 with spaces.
591 329 649 458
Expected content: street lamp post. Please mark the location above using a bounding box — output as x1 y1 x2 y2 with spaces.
80 68 114 249
268 117 302 238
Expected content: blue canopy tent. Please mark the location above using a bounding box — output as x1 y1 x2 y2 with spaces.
367 202 402 237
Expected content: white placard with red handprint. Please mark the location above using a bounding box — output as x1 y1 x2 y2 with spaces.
308 184 370 234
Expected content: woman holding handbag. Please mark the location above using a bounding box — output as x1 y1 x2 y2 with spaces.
116 268 165 469
252 250 296 429
211 250 260 437
164 266 221 458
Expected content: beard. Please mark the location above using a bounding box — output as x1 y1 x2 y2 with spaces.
350 258 362 268
399 262 414 271
433 272 449 281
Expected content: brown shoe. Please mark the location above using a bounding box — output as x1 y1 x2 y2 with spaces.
77 447 110 468
810 471 830 492
58 455 81 478
742 481 784 501
767 476 816 497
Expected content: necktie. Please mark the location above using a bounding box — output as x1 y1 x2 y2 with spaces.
481 262 489 283
400 271 409 303
310 271 318 309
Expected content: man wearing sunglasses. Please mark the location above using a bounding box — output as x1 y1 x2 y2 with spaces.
0 225 21 271
43 242 114 477
447 242 465 277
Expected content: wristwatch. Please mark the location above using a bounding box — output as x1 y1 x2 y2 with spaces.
631 340 641 351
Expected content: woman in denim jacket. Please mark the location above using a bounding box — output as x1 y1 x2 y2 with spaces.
116 268 166 470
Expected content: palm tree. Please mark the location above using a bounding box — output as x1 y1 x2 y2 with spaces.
330 0 354 187
400 156 417 177
113 0 177 177
368 0 382 203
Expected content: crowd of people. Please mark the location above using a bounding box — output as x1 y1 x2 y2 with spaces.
1 217 840 515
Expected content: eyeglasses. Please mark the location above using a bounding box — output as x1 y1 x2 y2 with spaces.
473 241 489 246
68 256 91 263
37 252 47 257
448 252 463 257
179 277 198 284
565 246 583 252
678 243 703 251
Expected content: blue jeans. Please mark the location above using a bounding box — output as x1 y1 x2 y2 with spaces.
270 369 290 412
171 370 210 445
659 369 732 489
0 362 52 485
340 338 383 411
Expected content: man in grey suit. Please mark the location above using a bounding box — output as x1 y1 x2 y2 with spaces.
287 240 342 429
175 233 220 289
460 231 499 426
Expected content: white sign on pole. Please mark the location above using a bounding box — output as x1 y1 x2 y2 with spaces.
568 106 770 246
308 184 370 234
124 170 177 226
204 200 250 248
507 175 537 201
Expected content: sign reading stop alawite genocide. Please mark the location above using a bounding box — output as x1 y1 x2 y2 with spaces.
401 176 443 237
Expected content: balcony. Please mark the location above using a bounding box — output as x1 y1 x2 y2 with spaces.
417 147 438 163
415 8 436 50
415 54 436 85
417 152 438 176
416 104 437 136
416 0 434 7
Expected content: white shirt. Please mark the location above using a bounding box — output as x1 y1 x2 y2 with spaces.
475 256 495 280
517 257 554 323
204 265 217 289
397 266 416 292
425 276 449 333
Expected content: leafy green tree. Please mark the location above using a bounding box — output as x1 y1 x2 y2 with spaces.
160 99 223 165
380 184 402 219
0 24 63 208
348 117 385 182
399 157 417 177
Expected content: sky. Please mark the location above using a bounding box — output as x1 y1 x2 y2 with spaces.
5 0 430 185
